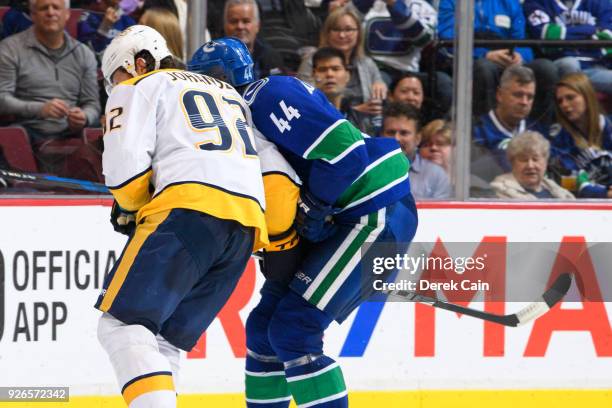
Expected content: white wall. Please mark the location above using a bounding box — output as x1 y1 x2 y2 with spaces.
0 201 610 395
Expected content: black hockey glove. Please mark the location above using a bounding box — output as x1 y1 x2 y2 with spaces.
295 189 337 242
110 200 136 236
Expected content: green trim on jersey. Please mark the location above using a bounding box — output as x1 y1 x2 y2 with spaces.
336 150 410 208
544 23 564 40
414 28 434 48
307 211 380 306
305 120 364 162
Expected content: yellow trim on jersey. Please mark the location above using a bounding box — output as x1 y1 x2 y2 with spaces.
109 169 153 212
119 68 183 87
98 210 171 312
263 173 299 236
122 373 175 406
136 183 269 251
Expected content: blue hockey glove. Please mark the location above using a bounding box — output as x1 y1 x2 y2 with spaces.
295 189 337 242
110 200 136 236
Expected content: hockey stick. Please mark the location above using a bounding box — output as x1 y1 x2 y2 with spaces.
0 168 109 193
387 273 573 327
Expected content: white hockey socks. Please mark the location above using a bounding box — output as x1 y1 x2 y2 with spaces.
97 313 176 408
156 334 181 385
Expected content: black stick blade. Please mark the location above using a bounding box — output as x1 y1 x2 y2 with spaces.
542 273 573 308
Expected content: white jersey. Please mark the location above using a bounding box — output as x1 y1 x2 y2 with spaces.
103 69 268 249
254 128 301 185
253 127 302 249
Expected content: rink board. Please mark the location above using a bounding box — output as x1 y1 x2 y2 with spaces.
0 199 611 407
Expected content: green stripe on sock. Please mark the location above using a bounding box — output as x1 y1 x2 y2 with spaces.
545 24 563 40
308 212 378 305
288 366 346 406
245 373 290 400
306 121 363 161
336 152 409 208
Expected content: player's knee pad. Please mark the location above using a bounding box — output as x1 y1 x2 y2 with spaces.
97 313 175 406
97 313 159 358
267 292 333 362
246 280 289 352
246 291 281 354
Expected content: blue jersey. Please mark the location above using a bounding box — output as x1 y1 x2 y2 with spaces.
548 115 612 197
242 76 411 219
78 11 136 57
438 0 534 62
473 110 535 171
524 0 612 68
1 9 31 39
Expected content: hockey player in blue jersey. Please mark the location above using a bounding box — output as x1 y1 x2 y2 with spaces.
189 38 418 408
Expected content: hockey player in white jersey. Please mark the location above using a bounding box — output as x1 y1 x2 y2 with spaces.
94 26 269 408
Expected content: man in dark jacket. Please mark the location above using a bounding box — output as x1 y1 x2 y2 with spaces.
223 0 285 78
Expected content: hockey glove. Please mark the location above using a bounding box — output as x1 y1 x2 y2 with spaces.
110 200 136 236
295 189 337 242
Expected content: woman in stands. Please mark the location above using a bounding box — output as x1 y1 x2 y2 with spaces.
297 6 387 120
139 6 184 62
550 73 612 198
419 119 453 176
491 131 574 200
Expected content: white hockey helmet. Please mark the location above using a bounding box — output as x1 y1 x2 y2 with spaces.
101 25 172 95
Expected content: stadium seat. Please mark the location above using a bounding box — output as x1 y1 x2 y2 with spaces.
0 126 38 172
67 8 84 38
36 138 84 155
83 127 103 145
0 6 9 21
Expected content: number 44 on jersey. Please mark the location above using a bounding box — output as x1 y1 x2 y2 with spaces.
270 100 301 133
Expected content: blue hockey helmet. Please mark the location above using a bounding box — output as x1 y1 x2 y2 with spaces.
188 37 255 87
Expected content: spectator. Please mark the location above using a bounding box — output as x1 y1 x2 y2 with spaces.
438 0 559 123
491 131 575 199
387 71 447 123
524 0 612 96
382 101 452 199
223 0 285 78
351 0 435 73
136 1 189 56
78 0 136 60
298 7 387 119
312 46 370 131
256 0 322 72
351 0 453 113
473 65 544 175
1 0 31 40
388 72 424 110
0 0 101 179
139 7 184 61
420 118 452 176
550 72 612 198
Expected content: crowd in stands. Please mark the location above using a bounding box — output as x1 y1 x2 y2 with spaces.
0 0 610 199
